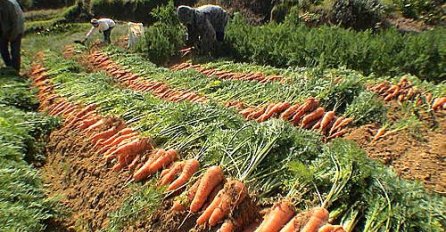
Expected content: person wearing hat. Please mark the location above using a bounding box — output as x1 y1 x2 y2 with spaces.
0 0 24 72
82 18 116 44
177 5 229 54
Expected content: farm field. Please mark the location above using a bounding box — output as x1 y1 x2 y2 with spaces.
2 1 446 231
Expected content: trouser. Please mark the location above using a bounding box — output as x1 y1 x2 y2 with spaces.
0 34 22 71
103 27 113 44
216 31 225 42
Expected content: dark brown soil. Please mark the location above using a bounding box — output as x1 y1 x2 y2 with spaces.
345 110 446 194
41 127 137 231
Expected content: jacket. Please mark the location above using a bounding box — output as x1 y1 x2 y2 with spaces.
0 0 24 41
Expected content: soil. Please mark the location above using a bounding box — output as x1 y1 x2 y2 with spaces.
345 106 446 194
41 126 137 231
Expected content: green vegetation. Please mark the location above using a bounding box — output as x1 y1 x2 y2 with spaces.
40 50 446 231
224 14 445 82
0 72 61 231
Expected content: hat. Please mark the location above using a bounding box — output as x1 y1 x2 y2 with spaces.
90 18 99 25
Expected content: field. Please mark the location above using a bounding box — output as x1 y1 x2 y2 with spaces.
2 1 446 232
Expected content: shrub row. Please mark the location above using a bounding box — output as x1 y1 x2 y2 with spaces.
224 14 446 82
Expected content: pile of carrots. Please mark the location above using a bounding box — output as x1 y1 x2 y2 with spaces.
86 51 207 103
236 98 352 139
369 77 446 111
253 200 345 232
171 62 283 83
62 45 76 59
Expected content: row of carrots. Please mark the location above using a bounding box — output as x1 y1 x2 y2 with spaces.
233 98 352 139
171 62 283 83
87 51 208 103
369 76 446 111
30 61 347 232
84 50 351 139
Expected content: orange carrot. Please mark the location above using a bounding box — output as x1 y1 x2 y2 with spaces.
301 207 329 232
371 127 386 143
280 210 313 232
311 118 322 131
319 111 336 132
112 138 151 163
432 97 446 111
256 200 295 232
133 149 177 181
327 129 348 139
301 107 325 128
425 92 433 103
168 159 200 191
219 220 235 232
190 166 225 213
240 107 257 118
84 119 105 133
291 98 319 125
159 161 184 186
330 117 352 135
197 190 223 225
90 126 122 145
99 133 138 156
332 225 346 232
78 116 101 130
328 117 344 135
246 105 267 120
280 103 300 120
209 180 248 226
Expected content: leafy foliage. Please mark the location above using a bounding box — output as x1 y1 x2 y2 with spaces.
225 14 446 82
0 72 61 231
141 0 185 65
345 91 387 125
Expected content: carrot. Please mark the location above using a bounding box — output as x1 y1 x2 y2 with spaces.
127 154 142 171
256 103 278 122
78 117 101 130
111 138 151 163
171 179 201 212
133 149 178 181
327 129 348 139
257 102 290 122
99 133 138 156
319 111 336 132
256 200 295 232
159 161 184 186
280 103 300 121
318 224 345 232
291 98 319 125
301 207 329 232
90 126 122 145
209 180 248 226
197 190 223 225
311 118 322 131
301 107 325 128
240 107 257 118
168 159 200 191
280 210 313 232
384 85 400 101
84 119 105 133
432 97 446 111
328 117 344 135
371 127 386 143
219 220 235 232
98 128 134 147
246 105 267 120
190 166 225 213
330 117 352 135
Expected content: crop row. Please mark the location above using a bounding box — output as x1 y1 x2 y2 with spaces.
35 49 446 231
0 71 59 231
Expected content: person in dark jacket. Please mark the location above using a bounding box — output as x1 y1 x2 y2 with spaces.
0 0 24 72
177 5 229 54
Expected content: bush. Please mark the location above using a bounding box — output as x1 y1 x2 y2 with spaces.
91 0 169 24
330 0 386 30
142 0 185 64
225 14 446 82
